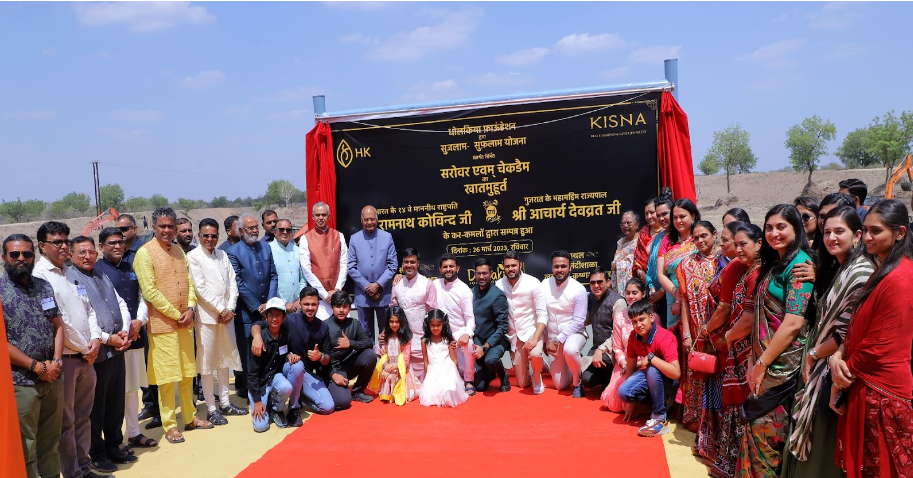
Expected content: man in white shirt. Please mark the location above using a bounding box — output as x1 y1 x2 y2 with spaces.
187 218 247 425
33 221 101 478
299 202 347 320
432 253 477 395
541 250 589 398
495 250 547 394
390 247 437 382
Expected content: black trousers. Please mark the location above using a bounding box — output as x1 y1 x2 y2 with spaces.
234 320 253 396
140 341 160 417
329 348 377 404
90 354 126 461
473 343 508 391
581 349 613 390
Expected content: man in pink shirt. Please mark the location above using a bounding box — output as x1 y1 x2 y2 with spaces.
390 248 437 382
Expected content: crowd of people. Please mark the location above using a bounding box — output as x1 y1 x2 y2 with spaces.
4 177 913 478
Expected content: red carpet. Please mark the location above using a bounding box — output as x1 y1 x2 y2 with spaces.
237 377 672 478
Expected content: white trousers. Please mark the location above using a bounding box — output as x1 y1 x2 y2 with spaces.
548 333 586 390
454 342 476 383
512 337 545 388
201 368 231 412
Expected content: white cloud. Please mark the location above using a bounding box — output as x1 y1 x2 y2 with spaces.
254 86 323 103
496 47 549 67
465 72 535 88
74 2 215 33
807 2 861 30
399 79 460 103
598 67 631 81
178 70 225 89
324 2 393 11
367 7 482 62
629 45 681 64
825 43 866 60
108 108 164 123
340 33 380 45
554 33 626 55
737 38 806 67
3 110 59 120
42 47 58 57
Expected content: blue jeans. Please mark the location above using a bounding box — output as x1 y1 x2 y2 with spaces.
249 361 304 432
300 372 335 415
617 366 676 421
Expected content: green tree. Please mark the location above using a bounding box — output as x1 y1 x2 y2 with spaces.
211 196 229 208
698 123 757 193
0 198 45 222
123 196 150 212
176 198 197 211
865 110 913 184
149 194 170 209
264 179 302 208
836 128 879 169
98 183 125 211
52 192 91 217
785 115 837 185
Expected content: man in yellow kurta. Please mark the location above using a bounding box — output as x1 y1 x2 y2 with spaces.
133 207 213 444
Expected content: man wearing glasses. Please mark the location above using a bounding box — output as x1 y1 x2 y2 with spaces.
66 236 135 472
581 266 626 395
269 218 307 313
612 211 640 295
114 214 149 267
32 222 103 478
93 227 159 450
299 202 347 321
2 233 66 478
227 213 278 401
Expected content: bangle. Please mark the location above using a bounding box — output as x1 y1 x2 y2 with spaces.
683 333 692 340
29 359 38 373
756 357 769 368
37 361 47 378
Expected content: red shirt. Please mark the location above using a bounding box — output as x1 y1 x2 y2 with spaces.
626 322 678 363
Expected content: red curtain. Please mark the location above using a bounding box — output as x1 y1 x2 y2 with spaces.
657 91 697 203
0 302 27 478
305 121 337 231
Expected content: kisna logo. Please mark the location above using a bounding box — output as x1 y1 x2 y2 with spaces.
589 112 648 129
335 139 372 169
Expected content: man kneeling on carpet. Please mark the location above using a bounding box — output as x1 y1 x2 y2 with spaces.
326 290 378 405
617 299 680 437
249 298 306 431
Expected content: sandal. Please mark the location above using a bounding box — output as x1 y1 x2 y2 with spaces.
184 417 214 431
119 444 135 456
165 428 184 444
464 382 477 397
128 434 158 448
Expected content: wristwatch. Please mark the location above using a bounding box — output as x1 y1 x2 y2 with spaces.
808 348 818 359
646 352 655 365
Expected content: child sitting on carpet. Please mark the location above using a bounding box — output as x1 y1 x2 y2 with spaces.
419 309 468 408
617 299 680 437
367 306 418 405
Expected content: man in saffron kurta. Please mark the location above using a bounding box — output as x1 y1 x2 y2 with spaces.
133 207 213 444
299 202 347 320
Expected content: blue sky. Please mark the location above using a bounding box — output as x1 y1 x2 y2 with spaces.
2 1 911 203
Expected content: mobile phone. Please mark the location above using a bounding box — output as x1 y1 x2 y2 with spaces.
833 389 847 408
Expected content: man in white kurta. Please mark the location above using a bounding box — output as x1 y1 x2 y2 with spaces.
391 248 438 382
433 253 476 391
540 250 588 397
186 218 246 425
495 250 548 394
299 202 347 320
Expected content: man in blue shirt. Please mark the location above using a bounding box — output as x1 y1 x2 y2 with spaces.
346 205 397 343
268 218 307 312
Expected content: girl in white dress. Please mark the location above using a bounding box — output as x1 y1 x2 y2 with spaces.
419 309 468 408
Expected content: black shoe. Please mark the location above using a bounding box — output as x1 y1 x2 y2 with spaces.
500 381 511 393
144 416 162 430
137 406 154 421
207 409 228 426
353 392 374 403
85 472 112 478
220 403 249 416
270 409 288 428
91 458 117 473
109 450 138 464
286 408 303 427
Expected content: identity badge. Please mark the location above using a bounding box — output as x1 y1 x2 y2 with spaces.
41 297 56 311
76 284 87 297
129 272 137 281
279 345 288 355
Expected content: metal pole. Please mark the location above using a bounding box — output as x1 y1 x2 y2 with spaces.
312 95 326 117
92 161 101 216
664 59 679 100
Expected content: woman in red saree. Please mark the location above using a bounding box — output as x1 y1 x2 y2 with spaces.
633 196 664 282
832 199 913 478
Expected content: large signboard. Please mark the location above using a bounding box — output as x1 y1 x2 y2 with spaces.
330 91 660 284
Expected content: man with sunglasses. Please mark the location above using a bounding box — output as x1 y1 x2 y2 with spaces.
580 266 626 394
187 218 247 426
2 233 66 478
93 227 159 450
32 221 104 478
66 236 135 472
115 214 149 267
269 219 306 314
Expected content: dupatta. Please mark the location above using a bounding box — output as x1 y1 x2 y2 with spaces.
645 230 666 294
752 273 809 393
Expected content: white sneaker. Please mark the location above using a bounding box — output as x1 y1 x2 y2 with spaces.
533 375 545 394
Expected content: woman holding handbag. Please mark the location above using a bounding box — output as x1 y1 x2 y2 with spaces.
782 206 872 478
677 220 721 435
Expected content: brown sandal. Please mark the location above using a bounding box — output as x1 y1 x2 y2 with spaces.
184 417 213 431
165 427 184 444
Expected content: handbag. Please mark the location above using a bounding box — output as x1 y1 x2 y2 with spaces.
687 338 719 375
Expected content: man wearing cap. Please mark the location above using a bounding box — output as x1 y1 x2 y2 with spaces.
248 297 305 431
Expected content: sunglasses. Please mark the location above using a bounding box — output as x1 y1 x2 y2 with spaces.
200 234 218 239
104 240 125 246
7 251 35 260
276 228 293 233
589 279 606 285
74 250 98 258
118 226 134 232
801 213 815 223
41 239 68 248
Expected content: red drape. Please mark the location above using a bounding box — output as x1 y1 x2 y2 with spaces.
0 301 27 478
657 91 697 203
305 121 337 231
